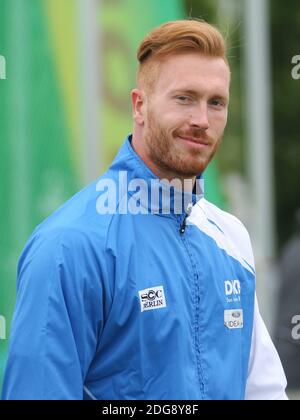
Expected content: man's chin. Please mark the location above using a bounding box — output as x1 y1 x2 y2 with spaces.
178 156 210 176
172 163 208 178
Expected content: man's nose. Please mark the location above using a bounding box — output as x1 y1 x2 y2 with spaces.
189 102 210 130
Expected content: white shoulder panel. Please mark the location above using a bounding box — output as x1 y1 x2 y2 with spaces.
188 198 255 275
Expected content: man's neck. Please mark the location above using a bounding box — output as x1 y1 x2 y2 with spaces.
131 134 196 193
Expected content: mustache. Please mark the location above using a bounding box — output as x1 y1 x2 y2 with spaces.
174 129 211 143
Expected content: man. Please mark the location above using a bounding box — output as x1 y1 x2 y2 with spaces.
2 20 287 400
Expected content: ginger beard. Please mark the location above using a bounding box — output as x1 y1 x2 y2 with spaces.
143 106 224 179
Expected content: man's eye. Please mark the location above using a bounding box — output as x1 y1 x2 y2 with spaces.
210 99 224 107
176 96 190 103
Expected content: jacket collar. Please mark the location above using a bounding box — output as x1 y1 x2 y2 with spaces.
109 135 205 217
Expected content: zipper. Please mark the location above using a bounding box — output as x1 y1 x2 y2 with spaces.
179 202 193 235
178 203 205 398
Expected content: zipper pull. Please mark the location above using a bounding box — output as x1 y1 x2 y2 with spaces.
180 215 187 234
179 202 193 235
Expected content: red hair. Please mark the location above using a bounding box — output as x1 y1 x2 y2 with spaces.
137 19 228 91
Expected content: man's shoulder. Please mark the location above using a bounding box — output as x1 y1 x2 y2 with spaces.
20 174 119 268
37 173 116 239
20 225 102 270
201 198 250 235
196 198 255 273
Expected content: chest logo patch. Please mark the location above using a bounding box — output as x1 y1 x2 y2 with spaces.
139 286 167 312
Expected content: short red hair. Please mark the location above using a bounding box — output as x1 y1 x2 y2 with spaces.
137 19 228 92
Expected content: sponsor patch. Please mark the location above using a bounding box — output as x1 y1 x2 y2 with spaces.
224 309 243 330
139 286 167 312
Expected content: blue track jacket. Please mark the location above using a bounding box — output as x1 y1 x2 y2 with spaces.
2 136 287 400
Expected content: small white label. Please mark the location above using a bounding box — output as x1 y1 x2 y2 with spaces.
224 309 243 330
139 286 167 312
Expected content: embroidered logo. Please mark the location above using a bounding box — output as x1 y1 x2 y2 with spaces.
139 286 167 312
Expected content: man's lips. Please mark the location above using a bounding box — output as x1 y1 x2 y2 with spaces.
177 135 209 147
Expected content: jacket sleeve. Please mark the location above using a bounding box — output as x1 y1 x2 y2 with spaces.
2 228 108 400
245 296 288 400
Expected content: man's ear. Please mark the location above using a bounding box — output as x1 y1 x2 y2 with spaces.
131 88 145 125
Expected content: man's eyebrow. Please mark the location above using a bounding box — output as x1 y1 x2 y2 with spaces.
169 89 199 96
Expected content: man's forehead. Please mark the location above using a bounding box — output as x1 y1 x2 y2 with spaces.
156 54 230 85
159 52 229 71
